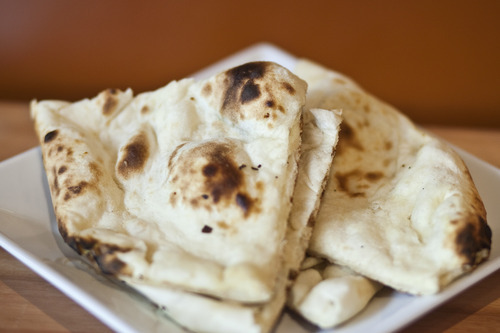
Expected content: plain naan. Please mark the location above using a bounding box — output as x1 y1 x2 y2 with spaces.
127 107 342 333
295 59 492 296
31 61 306 304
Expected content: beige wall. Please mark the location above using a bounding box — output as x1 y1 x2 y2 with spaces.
1 0 499 127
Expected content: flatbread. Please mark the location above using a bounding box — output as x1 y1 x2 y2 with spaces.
288 257 381 329
295 59 492 296
31 61 307 303
126 107 342 333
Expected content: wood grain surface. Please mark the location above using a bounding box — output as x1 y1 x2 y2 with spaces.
1 100 499 332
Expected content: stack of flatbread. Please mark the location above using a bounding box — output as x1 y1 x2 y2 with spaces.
287 60 492 328
31 59 491 332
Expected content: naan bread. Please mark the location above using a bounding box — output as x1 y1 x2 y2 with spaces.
31 61 307 303
288 257 381 328
126 107 342 333
295 59 492 296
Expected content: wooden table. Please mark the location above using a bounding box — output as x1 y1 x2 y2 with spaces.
1 101 500 332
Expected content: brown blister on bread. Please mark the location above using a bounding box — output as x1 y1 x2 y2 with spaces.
453 171 492 267
57 219 80 253
455 215 492 268
235 192 253 216
94 252 130 275
101 88 120 115
219 61 301 124
50 166 61 196
281 82 296 95
58 220 131 276
57 165 67 174
44 130 59 143
42 130 78 198
40 126 105 209
202 83 212 97
334 169 385 198
58 221 132 276
364 171 384 182
223 62 267 109
64 181 88 201
90 242 133 276
117 132 150 178
336 122 364 154
63 161 102 202
168 140 259 218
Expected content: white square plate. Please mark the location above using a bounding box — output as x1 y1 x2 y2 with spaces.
1 43 499 333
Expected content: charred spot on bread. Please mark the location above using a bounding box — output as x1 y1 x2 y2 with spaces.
235 192 253 217
202 163 218 178
169 140 258 217
201 225 213 233
223 62 267 105
455 215 491 267
219 61 304 126
118 133 150 178
287 269 299 281
95 254 128 275
281 82 296 95
77 238 97 252
64 181 89 201
57 220 79 253
51 166 60 195
338 122 364 152
335 170 366 198
67 181 87 194
225 62 267 89
446 182 490 268
222 62 269 120
102 89 119 115
365 171 384 182
201 143 244 206
84 242 132 275
59 225 132 276
240 81 261 104
44 130 59 143
335 170 384 197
